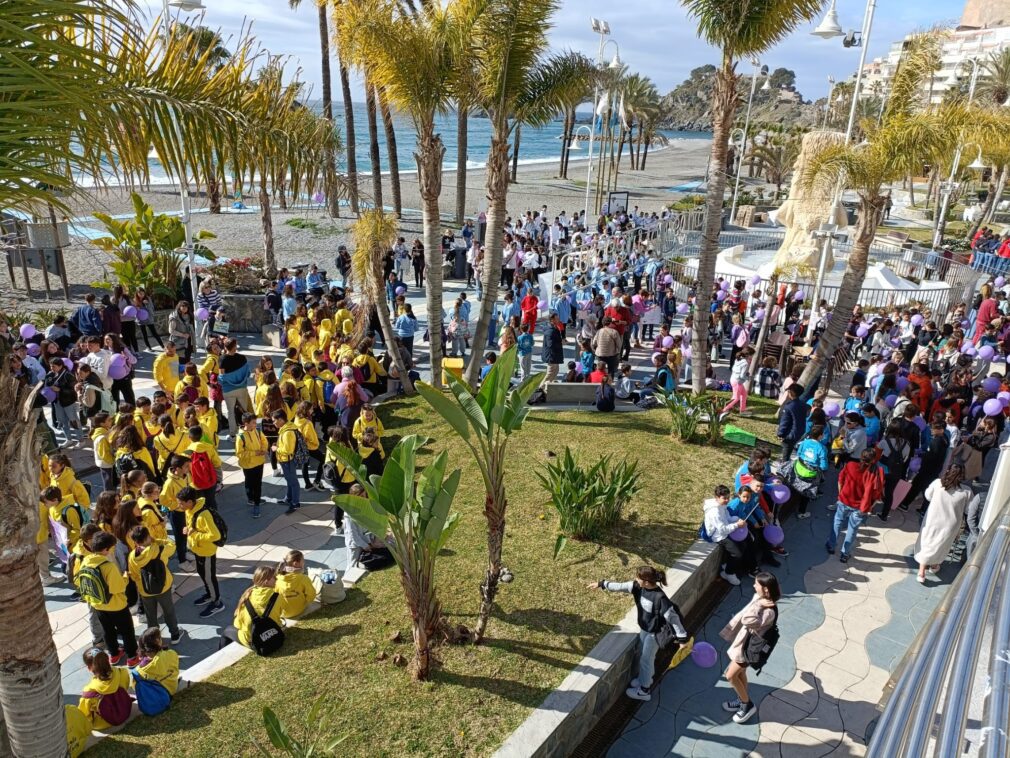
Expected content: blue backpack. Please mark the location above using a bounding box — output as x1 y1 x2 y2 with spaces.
131 671 171 716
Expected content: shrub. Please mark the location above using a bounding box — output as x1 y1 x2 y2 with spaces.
658 389 703 442
200 257 267 293
537 447 641 558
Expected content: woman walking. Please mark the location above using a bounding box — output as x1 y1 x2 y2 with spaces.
720 571 780 724
587 566 688 702
914 465 972 583
720 346 755 420
168 301 194 365
132 288 164 350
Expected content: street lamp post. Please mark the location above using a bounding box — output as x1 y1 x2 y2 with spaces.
823 76 836 128
933 58 983 251
583 18 611 225
810 222 847 314
162 0 205 312
729 61 768 226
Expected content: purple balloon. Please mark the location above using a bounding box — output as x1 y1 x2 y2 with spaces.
716 290 727 302
720 280 731 291
770 484 791 504
195 307 210 321
793 290 805 301
966 346 977 357
62 358 74 371
662 336 675 349
40 387 57 403
395 286 406 296
999 391 1010 407
537 299 548 311
890 338 902 347
824 401 841 418
108 353 129 380
26 343 41 357
997 276 1007 288
896 377 909 392
664 274 674 285
913 416 927 431
983 376 1001 393
691 641 718 668
856 325 869 338
729 525 749 542
122 305 137 319
984 398 1004 416
754 309 766 322
677 303 690 315
764 524 785 546
961 320 971 329
979 346 995 361
137 308 149 322
908 456 921 475
750 274 762 285
910 314 924 327
19 323 35 339
683 347 692 360
885 394 898 408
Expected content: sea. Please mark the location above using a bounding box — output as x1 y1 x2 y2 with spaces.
125 104 710 185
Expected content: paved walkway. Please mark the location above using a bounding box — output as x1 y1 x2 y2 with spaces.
609 468 971 757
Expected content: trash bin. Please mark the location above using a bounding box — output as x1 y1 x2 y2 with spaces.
442 356 465 386
453 246 467 279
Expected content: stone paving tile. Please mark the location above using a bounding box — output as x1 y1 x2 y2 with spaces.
776 726 839 758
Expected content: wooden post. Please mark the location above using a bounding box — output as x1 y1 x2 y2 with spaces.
47 205 71 301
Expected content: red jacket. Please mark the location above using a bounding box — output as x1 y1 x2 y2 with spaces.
907 372 932 415
837 461 885 513
604 305 631 335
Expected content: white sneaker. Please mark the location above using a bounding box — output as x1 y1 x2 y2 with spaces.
796 512 811 520
630 678 640 689
720 569 741 586
40 575 60 587
826 503 837 511
733 702 757 724
722 698 742 712
626 686 651 702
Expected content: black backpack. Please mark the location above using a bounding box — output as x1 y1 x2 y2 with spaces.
139 546 167 595
744 606 780 674
115 452 139 478
246 592 285 656
882 438 909 479
595 382 616 412
194 504 229 547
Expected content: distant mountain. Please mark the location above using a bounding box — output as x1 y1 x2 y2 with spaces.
659 64 824 132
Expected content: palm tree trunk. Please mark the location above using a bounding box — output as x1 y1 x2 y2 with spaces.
747 277 777 389
634 122 643 170
641 137 651 169
259 181 276 276
402 547 438 680
907 173 916 207
616 127 627 170
970 168 1001 240
277 181 288 211
339 61 360 215
799 194 880 389
473 454 507 643
455 105 468 225
365 82 383 211
558 109 571 178
319 3 340 219
417 128 446 389
692 57 736 394
0 399 65 758
984 164 1008 226
510 125 521 183
208 173 221 214
378 89 402 218
464 134 509 387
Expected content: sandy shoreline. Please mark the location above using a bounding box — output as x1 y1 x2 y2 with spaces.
4 139 712 308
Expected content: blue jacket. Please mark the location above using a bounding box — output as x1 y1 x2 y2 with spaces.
552 295 572 323
541 325 564 365
70 304 103 336
517 333 534 357
796 438 829 471
394 314 417 338
727 496 763 526
778 399 808 442
219 355 251 393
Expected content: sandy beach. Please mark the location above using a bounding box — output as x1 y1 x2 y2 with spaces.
3 138 711 308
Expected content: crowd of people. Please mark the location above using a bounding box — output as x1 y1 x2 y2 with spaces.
5 199 1008 747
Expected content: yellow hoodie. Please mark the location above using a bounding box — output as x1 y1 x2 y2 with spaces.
48 501 83 550
160 470 189 512
91 427 114 469
66 704 91 758
196 407 219 445
152 351 179 395
324 442 356 484
275 571 316 619
236 428 268 469
234 586 287 648
128 540 175 596
50 467 91 510
275 421 300 463
76 553 127 612
135 649 180 696
253 383 273 417
185 439 222 469
198 352 219 385
174 375 206 400
114 446 156 479
36 500 50 545
293 416 320 451
135 409 160 440
353 352 387 381
153 428 186 470
185 499 220 557
78 667 131 730
138 498 168 541
352 414 384 445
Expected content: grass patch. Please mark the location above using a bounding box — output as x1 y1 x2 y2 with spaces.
283 218 343 236
93 396 777 758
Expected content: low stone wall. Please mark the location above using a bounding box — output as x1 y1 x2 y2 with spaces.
493 538 724 758
152 293 267 336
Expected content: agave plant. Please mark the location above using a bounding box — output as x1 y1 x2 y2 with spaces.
254 698 347 757
657 389 703 442
331 435 461 680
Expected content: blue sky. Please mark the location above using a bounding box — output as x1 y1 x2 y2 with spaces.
144 0 960 101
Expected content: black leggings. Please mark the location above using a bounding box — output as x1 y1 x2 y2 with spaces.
303 447 324 487
139 323 164 349
111 377 135 406
722 536 756 577
121 321 139 353
98 607 138 658
196 554 220 601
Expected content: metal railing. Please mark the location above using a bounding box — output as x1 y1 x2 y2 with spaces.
867 467 1010 757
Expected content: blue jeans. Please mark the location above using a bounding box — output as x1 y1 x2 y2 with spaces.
636 630 660 689
281 460 301 506
826 503 868 557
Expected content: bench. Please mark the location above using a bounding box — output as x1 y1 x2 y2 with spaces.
874 230 913 250
544 381 600 404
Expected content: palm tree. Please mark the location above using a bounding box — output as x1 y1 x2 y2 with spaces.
350 210 414 392
338 56 360 215
288 0 342 219
415 347 543 642
458 0 596 386
378 87 403 217
680 0 824 394
332 436 461 680
335 0 463 388
0 5 302 752
975 47 1010 106
751 137 801 199
364 82 384 209
797 114 949 388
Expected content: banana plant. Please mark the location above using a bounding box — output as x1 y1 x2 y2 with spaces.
331 435 461 680
414 345 544 642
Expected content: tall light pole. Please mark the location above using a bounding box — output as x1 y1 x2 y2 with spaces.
583 18 610 225
162 0 205 312
933 57 983 251
823 75 836 128
729 60 768 225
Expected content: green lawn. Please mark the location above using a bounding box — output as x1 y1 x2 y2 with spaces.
93 396 778 758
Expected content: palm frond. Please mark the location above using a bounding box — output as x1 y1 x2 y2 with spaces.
680 0 824 59
513 52 596 127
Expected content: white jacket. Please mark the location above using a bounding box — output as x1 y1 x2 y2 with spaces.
703 498 739 543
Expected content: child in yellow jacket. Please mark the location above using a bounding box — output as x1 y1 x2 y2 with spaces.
351 404 385 452
294 401 324 491
236 412 267 518
78 648 132 730
152 342 179 396
90 411 115 492
128 526 182 642
272 409 302 514
193 397 219 446
227 566 287 649
137 481 168 541
179 486 225 617
48 453 91 510
275 549 316 619
43 485 80 573
78 531 138 664
134 627 180 696
185 425 222 509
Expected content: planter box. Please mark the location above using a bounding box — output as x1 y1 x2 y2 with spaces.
152 293 268 336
